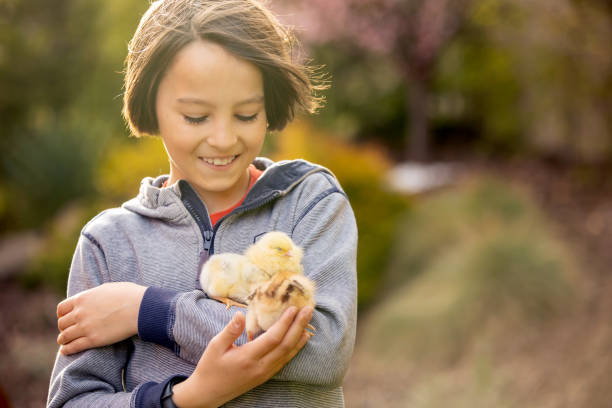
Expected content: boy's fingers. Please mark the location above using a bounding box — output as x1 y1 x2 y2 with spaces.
249 307 298 360
59 337 92 356
285 330 311 364
207 312 245 355
57 312 77 332
57 324 81 345
57 299 74 318
261 306 312 365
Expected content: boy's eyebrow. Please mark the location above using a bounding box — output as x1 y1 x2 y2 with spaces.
177 95 264 106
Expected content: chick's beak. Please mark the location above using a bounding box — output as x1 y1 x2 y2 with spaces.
284 250 294 258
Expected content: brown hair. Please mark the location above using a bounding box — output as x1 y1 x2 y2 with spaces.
123 0 326 137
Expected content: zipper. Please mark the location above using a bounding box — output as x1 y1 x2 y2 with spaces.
179 181 214 257
202 190 283 260
203 230 213 255
181 182 284 255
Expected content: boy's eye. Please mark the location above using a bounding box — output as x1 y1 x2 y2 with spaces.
236 113 259 122
184 115 208 124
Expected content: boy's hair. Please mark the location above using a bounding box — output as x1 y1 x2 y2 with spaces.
123 0 326 137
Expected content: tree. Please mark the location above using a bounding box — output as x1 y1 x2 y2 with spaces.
273 0 470 161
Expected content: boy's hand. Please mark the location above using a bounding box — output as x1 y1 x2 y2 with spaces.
56 282 147 355
173 307 313 408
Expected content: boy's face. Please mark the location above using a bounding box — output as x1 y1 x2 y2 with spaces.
156 39 267 213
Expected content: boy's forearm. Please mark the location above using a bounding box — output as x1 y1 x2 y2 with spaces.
138 287 241 359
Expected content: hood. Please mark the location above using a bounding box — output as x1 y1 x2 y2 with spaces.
121 157 331 223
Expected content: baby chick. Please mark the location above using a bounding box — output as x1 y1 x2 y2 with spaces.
200 253 268 309
246 270 316 341
245 231 304 276
199 231 303 310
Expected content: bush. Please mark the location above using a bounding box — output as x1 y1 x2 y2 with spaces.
96 136 169 202
21 202 99 293
364 177 578 362
2 124 104 229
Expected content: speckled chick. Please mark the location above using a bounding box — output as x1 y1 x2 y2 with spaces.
246 271 316 341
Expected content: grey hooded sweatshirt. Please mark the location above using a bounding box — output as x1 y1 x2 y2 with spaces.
47 158 358 408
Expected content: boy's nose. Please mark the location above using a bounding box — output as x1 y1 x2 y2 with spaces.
206 119 237 150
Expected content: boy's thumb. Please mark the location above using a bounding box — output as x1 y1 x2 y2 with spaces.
211 312 245 351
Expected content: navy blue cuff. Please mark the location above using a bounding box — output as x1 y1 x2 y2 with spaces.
138 286 180 351
134 375 187 408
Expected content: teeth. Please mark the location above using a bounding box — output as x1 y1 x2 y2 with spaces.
202 156 236 166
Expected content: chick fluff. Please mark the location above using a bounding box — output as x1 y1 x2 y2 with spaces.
199 253 268 309
246 270 316 341
245 231 304 276
199 231 303 309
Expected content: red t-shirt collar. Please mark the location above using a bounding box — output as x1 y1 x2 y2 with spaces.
162 164 263 227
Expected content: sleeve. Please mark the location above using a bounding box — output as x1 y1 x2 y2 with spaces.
137 190 358 388
276 191 358 387
138 286 240 363
47 233 185 408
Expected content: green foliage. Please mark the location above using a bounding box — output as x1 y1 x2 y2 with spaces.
17 135 165 293
385 178 528 290
366 177 577 363
0 0 149 231
96 137 169 202
302 0 612 162
0 0 102 139
21 203 99 293
2 124 105 228
460 0 612 161
434 30 523 154
309 45 406 146
466 237 570 317
272 121 409 308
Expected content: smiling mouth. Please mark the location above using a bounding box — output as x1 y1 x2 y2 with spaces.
199 155 238 166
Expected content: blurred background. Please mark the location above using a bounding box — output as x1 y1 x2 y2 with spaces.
1 0 611 406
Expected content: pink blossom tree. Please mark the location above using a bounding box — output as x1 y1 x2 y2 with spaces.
272 0 470 161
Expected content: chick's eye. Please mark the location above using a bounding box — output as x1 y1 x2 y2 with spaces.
236 113 258 122
184 115 208 125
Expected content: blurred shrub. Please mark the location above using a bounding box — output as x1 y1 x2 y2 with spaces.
364 177 577 362
308 45 406 148
0 0 102 144
272 121 409 308
434 34 522 154
21 203 98 293
2 124 103 229
0 183 7 221
96 136 169 202
384 178 530 288
20 136 167 293
0 0 147 232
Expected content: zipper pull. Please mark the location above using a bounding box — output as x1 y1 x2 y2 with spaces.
203 230 213 254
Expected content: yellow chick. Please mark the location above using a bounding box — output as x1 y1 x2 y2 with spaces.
199 253 268 309
245 231 304 276
246 270 316 341
199 231 302 310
